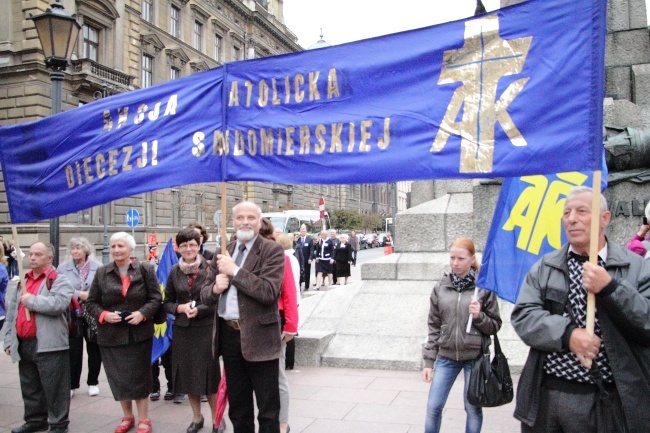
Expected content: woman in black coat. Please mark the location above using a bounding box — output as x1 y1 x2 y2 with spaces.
334 235 353 285
86 232 162 433
163 228 218 433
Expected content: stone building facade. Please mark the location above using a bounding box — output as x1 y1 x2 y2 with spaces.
0 0 401 254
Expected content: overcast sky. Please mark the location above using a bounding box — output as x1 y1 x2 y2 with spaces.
283 0 502 48
283 0 650 48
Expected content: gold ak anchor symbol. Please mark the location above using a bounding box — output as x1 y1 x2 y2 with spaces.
431 15 532 173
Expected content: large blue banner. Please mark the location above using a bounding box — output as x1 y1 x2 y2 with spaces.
0 0 606 223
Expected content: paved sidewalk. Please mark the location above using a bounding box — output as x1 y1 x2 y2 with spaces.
0 348 521 433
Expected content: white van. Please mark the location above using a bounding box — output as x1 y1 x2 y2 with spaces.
262 210 330 234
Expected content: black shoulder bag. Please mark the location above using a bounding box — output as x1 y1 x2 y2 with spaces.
466 333 514 407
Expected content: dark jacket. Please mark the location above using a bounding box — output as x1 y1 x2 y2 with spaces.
201 235 285 362
316 238 335 260
334 242 353 263
422 272 501 368
511 242 650 430
298 235 314 262
86 259 162 347
163 260 214 328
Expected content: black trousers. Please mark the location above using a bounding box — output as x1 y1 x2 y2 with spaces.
302 259 311 288
219 319 280 433
522 385 624 433
17 338 70 429
151 345 173 392
69 333 102 388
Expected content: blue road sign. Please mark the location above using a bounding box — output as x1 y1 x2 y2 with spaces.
126 208 140 228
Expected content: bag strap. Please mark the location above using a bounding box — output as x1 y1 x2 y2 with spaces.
45 269 58 291
493 333 504 356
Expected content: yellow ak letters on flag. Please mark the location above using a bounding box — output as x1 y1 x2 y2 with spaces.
502 172 589 255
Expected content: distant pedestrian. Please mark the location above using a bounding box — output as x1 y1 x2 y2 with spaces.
422 237 501 433
188 221 214 260
298 226 314 290
334 235 353 285
0 243 7 332
349 230 360 266
315 231 334 289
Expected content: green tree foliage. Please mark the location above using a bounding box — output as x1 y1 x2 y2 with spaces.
329 209 363 230
363 213 384 232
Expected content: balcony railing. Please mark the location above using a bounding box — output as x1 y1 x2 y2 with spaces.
71 59 134 88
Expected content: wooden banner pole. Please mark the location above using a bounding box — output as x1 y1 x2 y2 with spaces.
11 225 29 320
221 183 227 255
584 170 602 368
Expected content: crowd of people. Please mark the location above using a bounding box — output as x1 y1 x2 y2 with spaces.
3 185 650 433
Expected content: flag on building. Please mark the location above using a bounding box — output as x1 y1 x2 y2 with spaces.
151 238 178 363
477 162 608 303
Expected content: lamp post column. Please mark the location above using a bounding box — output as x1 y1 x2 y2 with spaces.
49 71 64 267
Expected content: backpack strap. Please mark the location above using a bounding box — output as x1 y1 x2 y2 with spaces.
45 269 58 291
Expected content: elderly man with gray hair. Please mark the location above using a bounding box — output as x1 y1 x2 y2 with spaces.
512 186 650 432
4 242 75 433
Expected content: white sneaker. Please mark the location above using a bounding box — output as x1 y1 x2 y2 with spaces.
70 390 75 398
88 385 99 396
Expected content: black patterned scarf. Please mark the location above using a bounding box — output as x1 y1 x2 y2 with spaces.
450 268 476 292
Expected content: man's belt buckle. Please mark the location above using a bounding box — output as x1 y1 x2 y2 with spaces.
226 319 241 330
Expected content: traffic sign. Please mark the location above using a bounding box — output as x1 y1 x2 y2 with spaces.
213 210 222 226
126 208 140 228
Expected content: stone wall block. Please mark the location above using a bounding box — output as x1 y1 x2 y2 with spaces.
603 98 644 128
433 179 474 197
409 181 434 207
632 63 650 105
606 29 650 67
0 98 16 109
16 94 50 107
629 0 648 29
7 86 23 98
606 66 631 100
607 0 630 32
472 183 501 251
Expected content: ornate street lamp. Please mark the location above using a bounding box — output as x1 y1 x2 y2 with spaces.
31 0 81 266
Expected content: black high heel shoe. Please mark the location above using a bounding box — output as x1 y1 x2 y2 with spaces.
186 416 204 433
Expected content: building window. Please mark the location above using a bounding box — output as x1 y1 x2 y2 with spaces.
195 194 203 221
144 192 154 225
142 54 153 88
214 34 222 61
142 0 153 22
232 45 241 61
77 208 91 224
82 24 99 61
193 21 203 51
170 66 180 80
170 5 181 38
